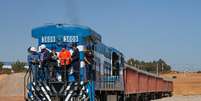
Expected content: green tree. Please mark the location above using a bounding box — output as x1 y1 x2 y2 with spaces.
156 59 171 72
0 62 3 69
127 58 135 66
0 62 3 71
127 58 141 66
2 68 12 74
12 61 27 73
127 58 172 73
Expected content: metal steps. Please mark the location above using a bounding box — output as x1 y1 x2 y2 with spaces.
26 81 89 101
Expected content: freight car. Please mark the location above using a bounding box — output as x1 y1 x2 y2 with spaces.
124 64 172 101
24 24 173 101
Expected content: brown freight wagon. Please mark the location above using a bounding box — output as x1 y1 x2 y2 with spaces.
124 64 173 101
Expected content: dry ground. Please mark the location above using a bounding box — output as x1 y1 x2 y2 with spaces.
1 72 201 101
152 95 201 101
153 72 201 101
0 96 24 101
0 73 25 101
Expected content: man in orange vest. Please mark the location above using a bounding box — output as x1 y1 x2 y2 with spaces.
59 48 71 81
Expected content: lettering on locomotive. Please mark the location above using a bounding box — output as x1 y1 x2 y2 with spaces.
41 35 78 43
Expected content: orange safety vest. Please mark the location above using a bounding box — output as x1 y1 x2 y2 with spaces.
59 49 71 66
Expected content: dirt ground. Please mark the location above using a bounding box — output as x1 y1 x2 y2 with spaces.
152 95 201 101
0 96 24 101
1 72 201 101
0 73 25 101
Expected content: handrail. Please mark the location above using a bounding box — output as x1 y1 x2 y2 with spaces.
96 76 123 90
24 67 31 100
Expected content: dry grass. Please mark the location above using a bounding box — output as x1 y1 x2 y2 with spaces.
162 72 201 96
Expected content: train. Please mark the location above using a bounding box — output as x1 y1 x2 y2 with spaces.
24 24 173 101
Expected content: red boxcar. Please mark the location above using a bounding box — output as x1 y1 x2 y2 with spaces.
138 73 148 93
148 76 157 92
124 67 138 94
157 78 164 92
124 64 173 98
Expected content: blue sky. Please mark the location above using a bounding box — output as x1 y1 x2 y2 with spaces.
0 0 201 71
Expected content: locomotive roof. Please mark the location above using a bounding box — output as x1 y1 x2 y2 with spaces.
32 24 101 39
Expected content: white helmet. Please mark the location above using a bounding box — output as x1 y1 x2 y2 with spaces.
30 47 37 52
40 44 46 50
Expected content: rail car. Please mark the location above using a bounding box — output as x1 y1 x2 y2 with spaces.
24 24 172 101
124 64 173 101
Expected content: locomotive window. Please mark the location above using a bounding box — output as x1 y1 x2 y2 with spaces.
104 61 111 76
94 57 101 72
112 52 120 76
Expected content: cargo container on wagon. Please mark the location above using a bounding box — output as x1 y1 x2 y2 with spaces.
124 64 173 101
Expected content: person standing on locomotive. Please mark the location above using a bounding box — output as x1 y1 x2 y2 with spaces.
58 48 71 81
27 47 40 81
71 43 80 82
49 48 58 81
84 48 94 81
39 44 51 81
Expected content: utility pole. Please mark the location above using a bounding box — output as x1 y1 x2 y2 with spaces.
162 63 164 73
157 63 159 76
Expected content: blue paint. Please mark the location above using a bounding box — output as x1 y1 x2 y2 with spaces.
68 74 75 82
79 52 85 61
80 68 84 81
32 24 101 52
87 81 95 101
30 24 125 101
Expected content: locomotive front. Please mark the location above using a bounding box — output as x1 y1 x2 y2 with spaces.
25 24 99 101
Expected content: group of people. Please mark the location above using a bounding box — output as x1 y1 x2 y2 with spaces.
27 43 88 82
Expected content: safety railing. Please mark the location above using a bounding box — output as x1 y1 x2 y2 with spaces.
23 65 89 100
95 76 123 91
24 67 32 100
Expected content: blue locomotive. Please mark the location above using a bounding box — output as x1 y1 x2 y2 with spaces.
24 24 125 101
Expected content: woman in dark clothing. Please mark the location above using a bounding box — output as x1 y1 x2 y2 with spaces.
84 50 94 81
71 43 80 81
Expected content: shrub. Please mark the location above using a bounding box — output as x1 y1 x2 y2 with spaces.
0 62 3 74
12 61 27 73
2 68 12 74
0 62 3 70
197 71 201 73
